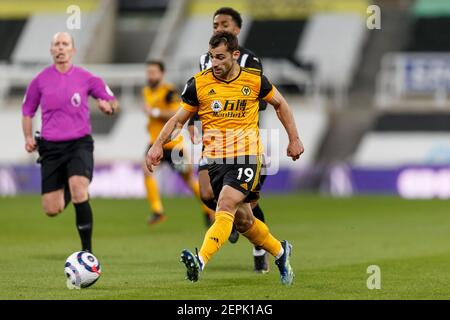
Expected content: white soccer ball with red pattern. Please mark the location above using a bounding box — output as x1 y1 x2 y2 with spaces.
64 251 101 289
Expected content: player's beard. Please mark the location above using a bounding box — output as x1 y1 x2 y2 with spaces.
148 79 160 89
214 63 232 79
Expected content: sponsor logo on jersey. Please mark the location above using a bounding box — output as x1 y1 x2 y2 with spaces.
211 99 248 118
71 93 81 107
105 85 114 97
242 86 251 96
210 100 223 112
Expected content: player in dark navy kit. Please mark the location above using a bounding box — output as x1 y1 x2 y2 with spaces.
188 7 270 273
22 32 119 253
198 8 263 72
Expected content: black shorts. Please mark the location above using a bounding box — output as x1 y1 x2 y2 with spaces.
37 135 94 194
146 145 186 173
208 155 263 203
201 155 267 188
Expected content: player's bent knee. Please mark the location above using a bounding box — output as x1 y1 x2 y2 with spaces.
43 203 63 216
69 177 89 203
45 210 61 217
42 192 64 216
71 190 88 203
216 198 235 214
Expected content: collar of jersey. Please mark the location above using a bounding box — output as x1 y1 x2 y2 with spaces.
212 66 242 84
52 64 74 76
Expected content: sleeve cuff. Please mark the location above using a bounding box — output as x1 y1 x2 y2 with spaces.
262 85 276 102
22 110 35 117
181 102 198 113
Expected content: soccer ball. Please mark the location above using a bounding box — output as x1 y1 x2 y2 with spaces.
64 251 102 289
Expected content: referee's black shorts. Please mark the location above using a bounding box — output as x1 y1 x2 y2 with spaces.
37 135 94 194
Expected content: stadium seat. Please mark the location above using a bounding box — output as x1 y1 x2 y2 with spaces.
296 13 367 92
0 19 26 61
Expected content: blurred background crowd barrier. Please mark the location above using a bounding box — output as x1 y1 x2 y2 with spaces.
1 0 450 199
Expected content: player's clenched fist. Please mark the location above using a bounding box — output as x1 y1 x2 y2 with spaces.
25 136 37 153
287 137 304 161
146 144 163 173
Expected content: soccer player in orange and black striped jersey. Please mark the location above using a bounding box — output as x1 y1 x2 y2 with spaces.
146 32 304 286
142 60 214 226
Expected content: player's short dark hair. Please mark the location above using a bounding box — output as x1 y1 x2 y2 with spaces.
213 7 242 29
209 31 239 53
146 60 165 72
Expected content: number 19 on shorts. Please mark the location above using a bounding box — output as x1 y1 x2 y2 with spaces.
237 168 254 182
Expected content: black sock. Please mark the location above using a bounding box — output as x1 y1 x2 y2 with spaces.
202 198 217 211
64 185 71 209
252 204 265 222
252 204 265 251
74 201 93 253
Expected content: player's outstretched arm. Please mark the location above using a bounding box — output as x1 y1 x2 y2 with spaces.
146 107 194 172
22 116 37 153
267 88 304 161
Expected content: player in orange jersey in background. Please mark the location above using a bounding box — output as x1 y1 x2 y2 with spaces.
142 60 214 226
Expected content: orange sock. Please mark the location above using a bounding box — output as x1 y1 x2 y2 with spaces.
198 211 234 266
144 175 163 214
241 218 282 257
190 179 201 198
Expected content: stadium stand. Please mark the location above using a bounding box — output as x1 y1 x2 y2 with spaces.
375 0 450 108
5 0 448 199
354 112 450 167
297 12 367 105
163 0 322 96
0 19 26 61
408 0 450 52
346 0 450 197
118 0 169 13
115 0 171 63
245 20 307 60
12 0 116 65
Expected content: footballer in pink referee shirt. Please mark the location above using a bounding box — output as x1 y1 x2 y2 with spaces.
21 32 119 253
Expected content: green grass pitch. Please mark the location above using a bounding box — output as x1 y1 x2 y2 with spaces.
0 194 449 300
